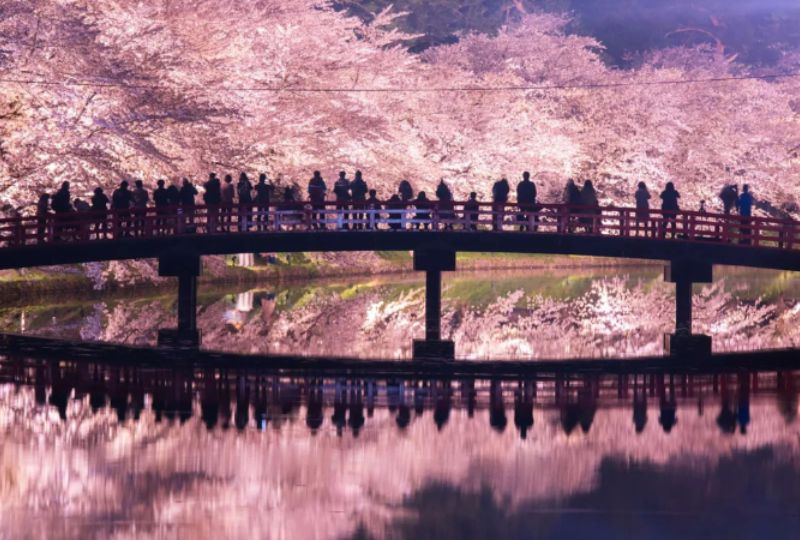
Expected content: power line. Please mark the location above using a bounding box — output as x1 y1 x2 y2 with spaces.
0 72 798 93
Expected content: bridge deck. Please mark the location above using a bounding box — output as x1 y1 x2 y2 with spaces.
1 201 798 270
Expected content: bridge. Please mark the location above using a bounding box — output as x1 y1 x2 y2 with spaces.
2 200 799 358
1 333 798 435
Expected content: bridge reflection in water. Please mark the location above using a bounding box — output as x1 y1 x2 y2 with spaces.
3 349 800 539
2 351 797 437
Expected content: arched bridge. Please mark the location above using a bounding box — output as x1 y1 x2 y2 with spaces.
2 201 798 358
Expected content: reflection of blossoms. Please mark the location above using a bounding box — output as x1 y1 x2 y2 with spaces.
1 384 799 540
5 275 800 359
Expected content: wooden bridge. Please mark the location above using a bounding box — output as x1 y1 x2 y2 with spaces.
2 201 798 358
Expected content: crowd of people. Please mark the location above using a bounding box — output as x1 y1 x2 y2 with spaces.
31 170 760 241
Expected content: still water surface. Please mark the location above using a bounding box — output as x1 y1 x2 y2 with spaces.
2 267 800 539
0 360 799 539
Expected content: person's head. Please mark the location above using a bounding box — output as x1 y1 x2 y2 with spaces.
239 172 248 182
259 173 267 183
312 170 321 180
94 187 103 195
418 191 427 200
700 199 706 207
501 177 508 184
339 171 346 179
121 180 129 189
209 172 217 180
584 180 593 189
157 179 165 188
743 184 750 193
567 178 575 186
224 174 232 183
469 192 477 200
182 178 190 186
135 180 143 189
39 193 49 202
523 171 530 181
666 181 675 191
61 181 70 190
389 194 400 202
638 181 646 189
355 170 362 180
369 189 377 198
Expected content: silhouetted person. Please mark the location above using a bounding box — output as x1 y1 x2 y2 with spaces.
91 187 110 239
398 179 414 203
366 189 381 229
237 173 253 231
463 192 480 231
516 171 538 232
634 181 651 237
203 173 222 232
132 180 149 236
719 184 738 215
491 177 510 231
111 181 132 237
580 180 600 234
659 182 680 239
307 171 327 230
563 179 581 233
221 174 235 231
738 184 753 245
51 181 72 214
386 194 403 230
255 173 273 230
36 193 50 242
435 180 455 229
166 182 180 206
351 171 368 230
413 191 431 229
153 180 169 234
333 171 351 230
180 178 198 229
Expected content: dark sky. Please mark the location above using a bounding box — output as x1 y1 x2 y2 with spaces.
340 0 800 65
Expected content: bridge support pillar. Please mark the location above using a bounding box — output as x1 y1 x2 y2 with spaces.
664 260 712 357
158 253 201 348
413 249 456 360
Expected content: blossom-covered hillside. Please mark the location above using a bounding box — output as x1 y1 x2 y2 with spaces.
1 1 798 217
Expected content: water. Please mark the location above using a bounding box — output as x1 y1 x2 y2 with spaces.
2 267 800 359
0 359 799 539
2 266 800 538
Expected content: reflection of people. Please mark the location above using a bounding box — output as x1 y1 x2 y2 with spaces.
306 381 324 433
489 380 507 432
514 381 534 439
737 372 750 434
633 377 648 434
433 381 452 431
658 375 677 433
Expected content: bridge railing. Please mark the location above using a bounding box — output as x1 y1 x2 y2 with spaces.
0 201 797 251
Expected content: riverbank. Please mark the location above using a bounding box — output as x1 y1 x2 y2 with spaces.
0 252 665 307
